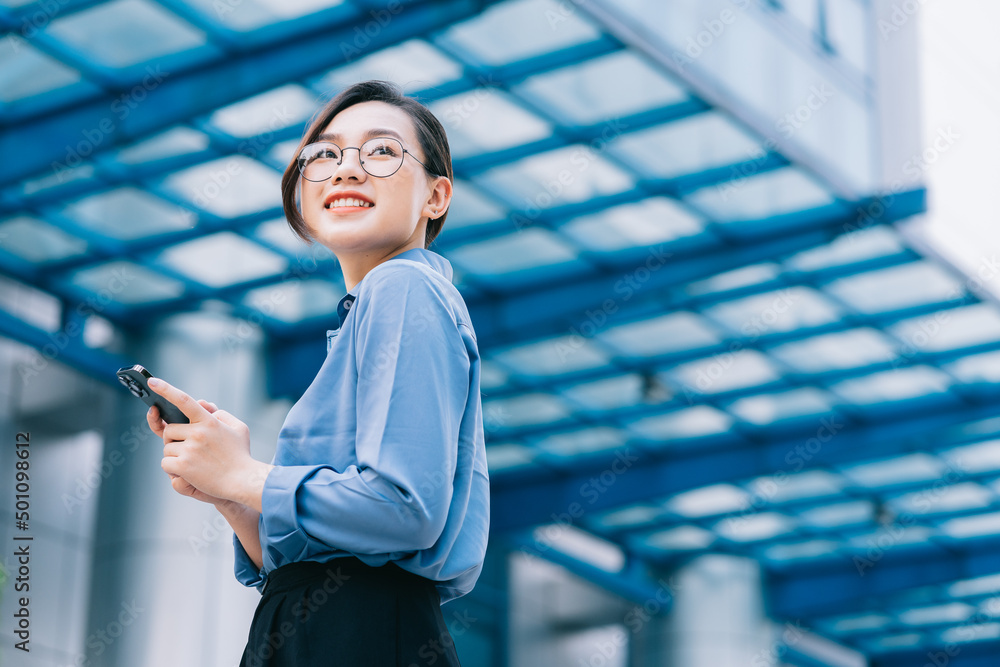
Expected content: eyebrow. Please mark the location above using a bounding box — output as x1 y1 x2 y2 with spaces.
316 128 406 144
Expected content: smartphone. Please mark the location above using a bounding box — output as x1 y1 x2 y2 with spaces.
116 364 189 424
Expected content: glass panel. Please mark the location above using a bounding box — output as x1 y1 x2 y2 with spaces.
714 512 796 542
535 426 625 457
942 440 1000 475
0 216 87 263
480 361 508 391
609 110 763 179
47 0 207 68
889 304 1000 353
762 539 839 562
242 278 340 323
825 262 965 314
780 0 820 34
945 350 1000 384
477 144 634 210
0 275 62 332
64 186 196 240
448 227 578 275
747 469 844 504
939 511 1000 539
115 126 210 165
532 524 624 572
686 263 781 297
767 327 898 373
429 88 552 159
667 349 782 395
158 231 288 288
664 483 749 518
598 311 723 357
162 155 282 217
481 392 571 428
0 35 84 102
494 335 608 377
726 386 834 425
640 525 715 551
829 365 952 404
704 286 842 335
485 443 537 471
825 0 869 73
315 39 463 94
562 373 669 411
627 405 733 440
70 260 185 304
685 166 835 221
799 500 873 528
515 49 687 125
563 197 704 251
591 504 662 530
440 0 601 66
888 483 992 516
446 180 507 228
840 453 946 488
182 0 345 31
784 225 905 272
208 84 318 138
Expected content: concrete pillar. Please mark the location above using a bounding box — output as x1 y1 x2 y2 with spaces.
83 310 289 666
660 554 774 667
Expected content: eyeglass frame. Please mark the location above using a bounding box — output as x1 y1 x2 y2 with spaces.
296 136 440 181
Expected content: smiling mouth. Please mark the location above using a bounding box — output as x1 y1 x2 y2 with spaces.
325 198 374 209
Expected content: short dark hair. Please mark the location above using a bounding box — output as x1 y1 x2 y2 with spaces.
281 80 453 248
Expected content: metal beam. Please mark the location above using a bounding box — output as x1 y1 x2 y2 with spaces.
0 0 491 185
769 537 1000 619
487 396 1000 533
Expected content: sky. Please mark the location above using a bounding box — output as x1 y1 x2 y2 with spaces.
911 1 1000 294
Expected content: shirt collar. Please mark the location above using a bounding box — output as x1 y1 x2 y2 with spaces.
335 248 454 328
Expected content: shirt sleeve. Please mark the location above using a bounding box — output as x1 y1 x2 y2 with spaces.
258 266 472 561
232 532 265 591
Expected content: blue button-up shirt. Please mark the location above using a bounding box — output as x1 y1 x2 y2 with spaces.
233 247 490 605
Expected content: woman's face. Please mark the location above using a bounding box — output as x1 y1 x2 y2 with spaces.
299 100 451 257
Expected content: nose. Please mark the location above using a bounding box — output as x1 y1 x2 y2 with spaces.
332 146 367 182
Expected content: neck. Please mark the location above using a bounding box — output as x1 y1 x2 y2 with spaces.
338 241 425 294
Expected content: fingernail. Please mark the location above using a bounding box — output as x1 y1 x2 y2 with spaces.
148 378 161 387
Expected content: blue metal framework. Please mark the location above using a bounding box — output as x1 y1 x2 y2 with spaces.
3 0 999 664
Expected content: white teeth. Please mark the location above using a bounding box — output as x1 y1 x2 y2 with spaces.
325 198 373 209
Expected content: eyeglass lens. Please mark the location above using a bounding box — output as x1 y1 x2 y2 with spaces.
300 137 404 180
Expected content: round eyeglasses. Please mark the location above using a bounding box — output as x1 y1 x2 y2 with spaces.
297 137 435 181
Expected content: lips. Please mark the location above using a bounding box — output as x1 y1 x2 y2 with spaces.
324 191 374 210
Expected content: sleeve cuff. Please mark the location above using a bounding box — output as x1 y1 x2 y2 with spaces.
259 464 327 564
232 532 265 592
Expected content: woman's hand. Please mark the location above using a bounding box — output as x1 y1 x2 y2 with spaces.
146 378 273 511
149 400 237 507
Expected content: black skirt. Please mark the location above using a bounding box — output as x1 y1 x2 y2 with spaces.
239 557 462 666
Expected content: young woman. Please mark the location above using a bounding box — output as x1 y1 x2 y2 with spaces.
145 80 490 666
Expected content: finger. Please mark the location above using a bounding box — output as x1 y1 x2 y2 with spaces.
147 377 211 423
197 399 219 414
146 405 165 437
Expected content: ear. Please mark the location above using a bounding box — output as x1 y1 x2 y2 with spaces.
421 175 453 221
